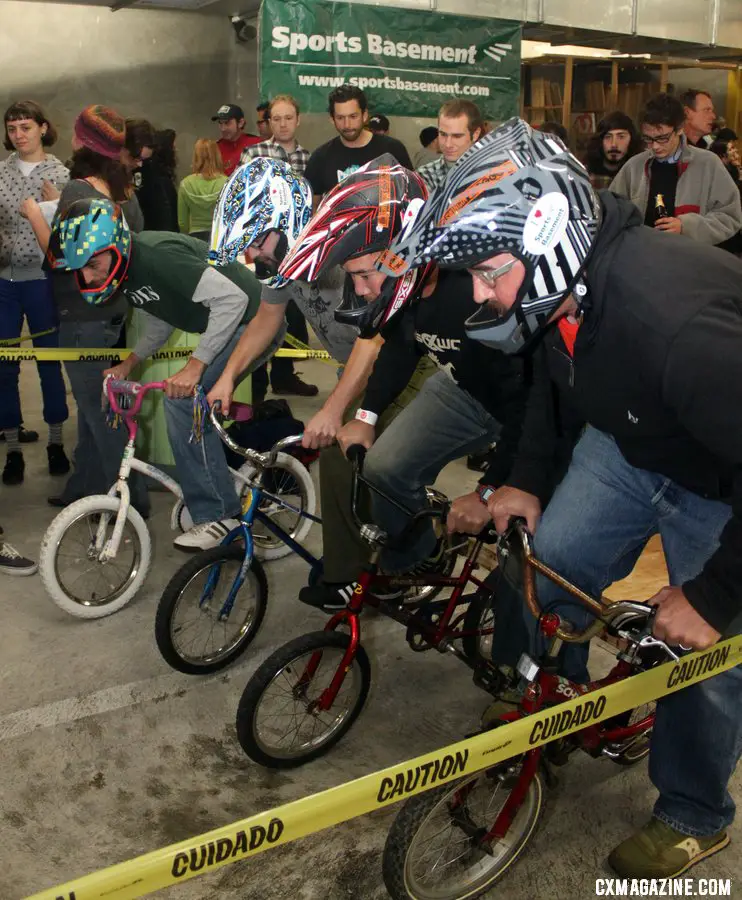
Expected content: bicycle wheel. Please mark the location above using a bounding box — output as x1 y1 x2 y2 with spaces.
236 630 370 768
383 766 544 900
461 589 497 665
400 531 459 606
239 452 316 561
155 545 268 675
39 495 151 619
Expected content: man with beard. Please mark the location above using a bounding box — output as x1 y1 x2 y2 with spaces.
584 111 642 186
304 85 412 208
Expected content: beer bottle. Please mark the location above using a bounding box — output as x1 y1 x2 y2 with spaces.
654 193 669 220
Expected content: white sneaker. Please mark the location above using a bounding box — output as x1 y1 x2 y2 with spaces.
173 519 242 551
0 540 37 576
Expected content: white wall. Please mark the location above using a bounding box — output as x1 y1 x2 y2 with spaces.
0 0 258 179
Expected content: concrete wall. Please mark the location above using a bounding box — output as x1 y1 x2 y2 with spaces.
0 0 262 180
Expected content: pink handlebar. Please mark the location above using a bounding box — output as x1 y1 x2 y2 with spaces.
105 378 167 418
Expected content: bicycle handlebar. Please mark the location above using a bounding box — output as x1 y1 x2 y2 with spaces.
209 402 303 468
502 520 683 659
104 377 167 418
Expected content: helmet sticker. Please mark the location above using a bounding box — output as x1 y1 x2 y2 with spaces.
523 192 570 256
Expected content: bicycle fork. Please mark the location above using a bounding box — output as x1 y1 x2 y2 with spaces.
97 441 136 561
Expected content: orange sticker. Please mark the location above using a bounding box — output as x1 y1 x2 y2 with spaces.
378 249 406 273
439 160 517 225
378 168 392 230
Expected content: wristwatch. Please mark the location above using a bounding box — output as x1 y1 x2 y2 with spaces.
477 484 496 504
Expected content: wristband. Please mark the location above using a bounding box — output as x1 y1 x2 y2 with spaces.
477 483 496 505
355 408 378 426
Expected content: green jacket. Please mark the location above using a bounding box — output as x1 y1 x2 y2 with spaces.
177 174 228 235
123 231 261 365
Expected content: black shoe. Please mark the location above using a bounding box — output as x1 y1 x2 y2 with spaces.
47 443 70 476
271 375 319 397
0 428 39 444
2 451 24 485
0 540 37 576
466 449 492 472
48 495 76 508
299 581 402 612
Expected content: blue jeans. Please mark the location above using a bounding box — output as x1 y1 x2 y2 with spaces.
526 425 741 836
163 324 285 524
59 320 150 513
0 277 68 430
363 371 502 571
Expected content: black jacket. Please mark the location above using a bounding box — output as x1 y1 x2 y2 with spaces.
508 190 742 632
364 269 529 486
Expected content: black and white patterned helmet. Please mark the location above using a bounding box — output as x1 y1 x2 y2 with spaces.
378 118 602 353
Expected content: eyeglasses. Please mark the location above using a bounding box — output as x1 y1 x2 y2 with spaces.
470 259 517 287
642 130 677 147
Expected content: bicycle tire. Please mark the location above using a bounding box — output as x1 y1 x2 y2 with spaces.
239 452 317 561
461 589 497 665
39 495 151 619
383 768 544 900
236 630 371 769
155 545 268 675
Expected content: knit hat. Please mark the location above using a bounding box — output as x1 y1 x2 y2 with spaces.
73 105 125 159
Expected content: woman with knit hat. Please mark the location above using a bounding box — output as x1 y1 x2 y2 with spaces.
23 105 149 515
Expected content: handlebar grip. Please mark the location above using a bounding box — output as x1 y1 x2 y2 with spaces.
345 444 367 466
107 379 141 395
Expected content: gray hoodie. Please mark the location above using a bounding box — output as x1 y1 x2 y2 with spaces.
0 152 69 280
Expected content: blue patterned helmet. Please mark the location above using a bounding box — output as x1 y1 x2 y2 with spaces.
208 157 312 288
47 198 131 306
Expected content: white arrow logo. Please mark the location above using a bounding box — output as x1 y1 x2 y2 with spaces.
484 42 512 62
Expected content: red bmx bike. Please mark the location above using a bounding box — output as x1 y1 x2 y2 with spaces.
381 520 680 900
234 445 507 768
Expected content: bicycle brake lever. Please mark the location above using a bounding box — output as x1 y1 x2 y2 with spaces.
635 633 680 662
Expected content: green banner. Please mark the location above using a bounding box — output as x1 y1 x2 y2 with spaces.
259 0 521 121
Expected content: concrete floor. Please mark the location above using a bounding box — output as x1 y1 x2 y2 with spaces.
2 358 740 900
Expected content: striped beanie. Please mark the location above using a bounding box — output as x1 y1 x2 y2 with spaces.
74 105 125 159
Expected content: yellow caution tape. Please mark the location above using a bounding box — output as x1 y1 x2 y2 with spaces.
283 332 339 366
0 347 332 363
0 327 58 346
26 635 742 900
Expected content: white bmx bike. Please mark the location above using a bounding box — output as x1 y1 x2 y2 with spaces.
39 378 316 619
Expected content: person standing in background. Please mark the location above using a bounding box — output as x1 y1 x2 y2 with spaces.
681 89 716 149
21 104 149 515
137 128 179 232
241 94 316 400
213 104 260 176
584 111 643 187
304 85 412 207
0 100 70 486
256 102 272 140
413 126 440 170
611 93 742 244
178 139 227 242
367 114 390 135
121 118 155 184
417 100 483 191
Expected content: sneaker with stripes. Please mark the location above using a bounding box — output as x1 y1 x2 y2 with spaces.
299 581 403 612
173 518 242 551
0 540 37 576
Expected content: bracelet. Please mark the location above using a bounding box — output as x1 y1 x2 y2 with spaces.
354 408 378 426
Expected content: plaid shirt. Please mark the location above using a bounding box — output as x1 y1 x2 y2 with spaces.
240 137 310 178
417 156 453 192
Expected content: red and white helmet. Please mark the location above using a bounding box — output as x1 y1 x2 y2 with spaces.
278 154 433 337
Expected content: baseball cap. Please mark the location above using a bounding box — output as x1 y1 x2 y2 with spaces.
212 104 244 122
368 114 390 132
